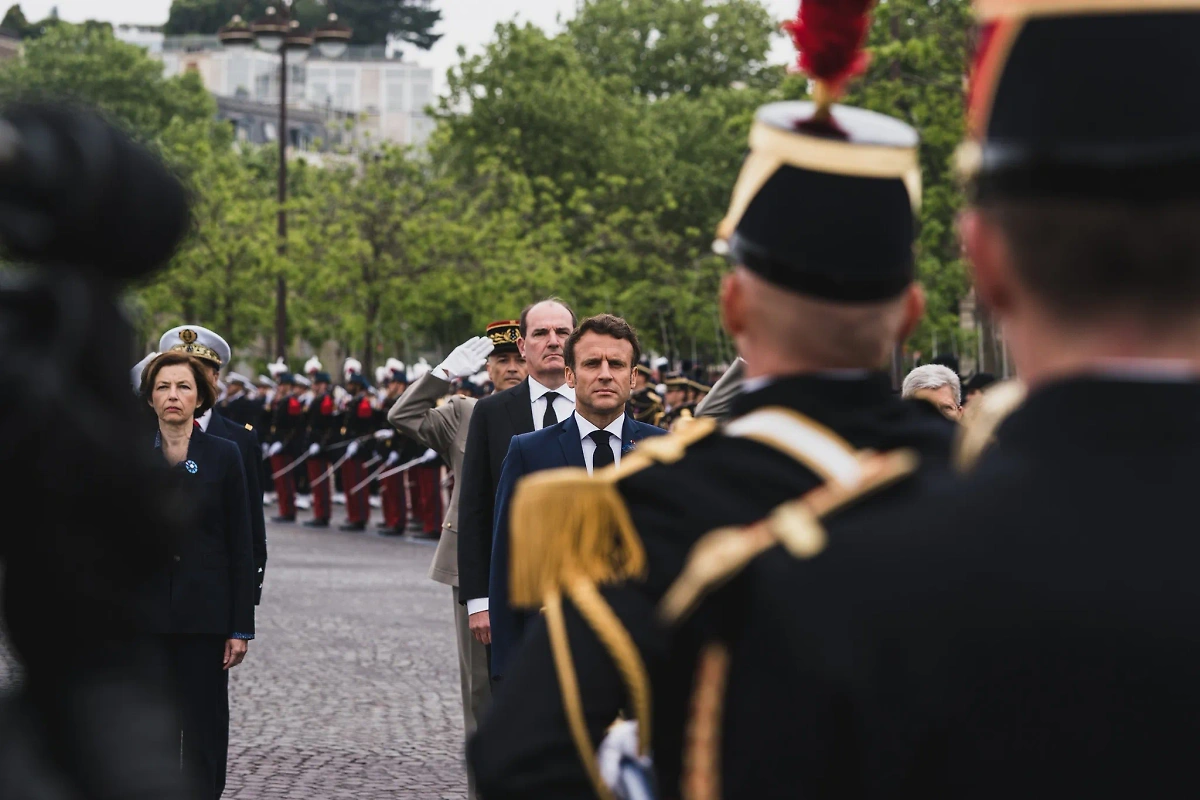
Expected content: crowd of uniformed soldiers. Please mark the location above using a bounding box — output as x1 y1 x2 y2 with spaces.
8 0 1197 797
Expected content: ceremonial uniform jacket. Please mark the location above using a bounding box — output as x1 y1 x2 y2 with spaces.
206 410 267 604
702 377 1200 798
342 393 376 457
268 393 306 457
133 429 255 637
388 372 477 586
304 391 338 452
219 393 261 429
469 374 955 799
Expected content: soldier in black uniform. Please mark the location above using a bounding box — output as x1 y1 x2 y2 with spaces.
666 2 1200 797
219 373 261 428
302 371 338 528
339 373 377 531
627 363 664 425
657 373 694 430
467 8 957 793
266 373 305 523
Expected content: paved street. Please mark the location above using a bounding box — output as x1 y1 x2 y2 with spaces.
225 521 467 799
2 521 470 799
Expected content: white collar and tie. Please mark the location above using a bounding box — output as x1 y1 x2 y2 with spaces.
529 376 576 430
576 411 625 475
198 408 213 432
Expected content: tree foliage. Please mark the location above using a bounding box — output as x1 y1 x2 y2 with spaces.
163 0 442 49
0 0 975 371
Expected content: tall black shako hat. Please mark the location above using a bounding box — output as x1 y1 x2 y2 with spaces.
962 0 1200 203
716 0 921 303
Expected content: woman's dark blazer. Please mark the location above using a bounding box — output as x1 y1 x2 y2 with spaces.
136 427 256 637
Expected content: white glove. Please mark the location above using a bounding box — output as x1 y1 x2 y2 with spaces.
261 443 270 458
373 428 393 440
308 443 320 456
436 336 494 381
597 720 652 795
385 451 400 467
419 447 438 464
346 441 359 458
267 441 284 457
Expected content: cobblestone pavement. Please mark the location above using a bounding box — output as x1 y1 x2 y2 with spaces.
2 521 470 800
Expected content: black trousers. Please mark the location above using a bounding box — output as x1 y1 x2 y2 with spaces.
163 635 229 800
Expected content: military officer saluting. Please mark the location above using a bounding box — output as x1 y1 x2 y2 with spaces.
468 1 955 794
158 325 268 604
676 1 1200 796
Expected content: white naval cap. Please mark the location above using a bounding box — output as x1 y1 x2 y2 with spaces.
159 325 230 367
131 351 159 393
294 374 311 388
257 374 277 388
267 357 289 378
304 355 323 375
226 372 252 386
652 356 670 370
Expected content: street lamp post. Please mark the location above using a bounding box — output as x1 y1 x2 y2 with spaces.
219 6 351 360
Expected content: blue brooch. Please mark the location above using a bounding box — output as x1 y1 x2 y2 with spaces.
184 460 198 474
622 441 638 455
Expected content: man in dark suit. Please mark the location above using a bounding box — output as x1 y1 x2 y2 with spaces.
469 43 956 795
488 315 666 681
675 4 1200 797
159 325 268 604
456 298 577 649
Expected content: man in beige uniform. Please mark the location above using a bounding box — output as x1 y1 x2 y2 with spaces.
387 320 526 798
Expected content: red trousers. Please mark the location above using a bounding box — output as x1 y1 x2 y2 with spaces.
411 465 443 535
306 458 331 521
341 459 370 525
380 471 407 530
270 454 296 518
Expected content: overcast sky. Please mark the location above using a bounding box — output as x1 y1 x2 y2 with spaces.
17 0 798 94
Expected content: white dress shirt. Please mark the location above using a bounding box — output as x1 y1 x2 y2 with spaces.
576 411 625 475
198 408 213 431
529 376 576 430
466 377 578 616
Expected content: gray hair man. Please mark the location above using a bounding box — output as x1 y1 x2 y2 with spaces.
901 364 962 420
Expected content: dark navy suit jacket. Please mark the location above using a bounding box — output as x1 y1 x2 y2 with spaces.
134 428 256 637
488 413 665 679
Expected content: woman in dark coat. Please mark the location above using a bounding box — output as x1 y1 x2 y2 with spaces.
139 351 255 800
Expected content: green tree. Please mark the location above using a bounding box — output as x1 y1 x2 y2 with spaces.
1 4 30 36
842 0 974 360
567 0 781 98
0 23 214 140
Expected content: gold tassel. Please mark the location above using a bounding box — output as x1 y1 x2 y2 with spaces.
509 468 646 609
508 418 718 610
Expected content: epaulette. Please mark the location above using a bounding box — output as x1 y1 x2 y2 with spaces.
659 447 920 626
508 416 718 609
954 379 1026 473
244 423 254 432
509 419 719 800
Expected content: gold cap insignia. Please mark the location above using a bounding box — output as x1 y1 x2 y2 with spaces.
180 329 198 345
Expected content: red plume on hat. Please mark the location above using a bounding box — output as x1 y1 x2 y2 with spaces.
783 0 874 125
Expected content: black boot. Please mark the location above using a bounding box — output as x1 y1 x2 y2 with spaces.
303 518 330 528
338 521 366 532
271 515 295 523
